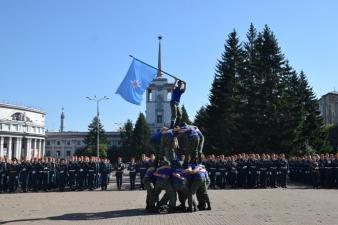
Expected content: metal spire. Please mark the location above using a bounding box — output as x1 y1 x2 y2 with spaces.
157 36 162 78
60 107 65 132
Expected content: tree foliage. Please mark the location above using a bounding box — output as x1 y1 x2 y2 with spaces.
196 24 329 155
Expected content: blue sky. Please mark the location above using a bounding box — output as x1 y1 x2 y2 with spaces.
1 1 337 131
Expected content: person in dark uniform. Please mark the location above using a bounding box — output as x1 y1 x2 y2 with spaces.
29 158 38 192
270 154 278 188
128 157 137 190
48 157 57 190
0 157 7 193
248 154 258 188
36 158 44 191
207 155 217 189
41 158 50 192
278 153 288 188
77 157 86 191
87 157 97 191
259 154 269 188
99 158 108 190
310 155 320 188
227 156 237 188
67 156 77 191
19 159 30 192
115 157 124 190
57 159 68 192
334 153 338 188
7 158 19 193
217 155 227 189
137 153 148 190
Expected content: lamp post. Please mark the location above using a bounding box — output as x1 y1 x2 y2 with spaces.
86 96 109 157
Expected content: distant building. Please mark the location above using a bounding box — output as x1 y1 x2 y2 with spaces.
45 131 121 159
146 36 174 133
0 103 46 160
319 91 338 124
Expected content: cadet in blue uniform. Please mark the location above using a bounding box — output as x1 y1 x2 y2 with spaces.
154 160 176 212
170 79 186 128
19 159 30 192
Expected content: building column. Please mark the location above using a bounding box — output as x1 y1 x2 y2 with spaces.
38 139 42 158
26 138 32 160
18 137 22 160
8 137 12 159
41 140 45 157
33 138 37 158
14 137 20 159
0 136 3 158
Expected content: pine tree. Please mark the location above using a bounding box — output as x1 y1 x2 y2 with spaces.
77 116 108 157
133 112 153 156
120 119 134 160
205 30 245 154
298 71 330 153
181 105 192 125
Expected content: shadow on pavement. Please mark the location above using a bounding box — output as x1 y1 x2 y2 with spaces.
0 208 152 224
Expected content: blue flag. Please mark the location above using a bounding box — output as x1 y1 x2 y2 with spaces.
116 59 157 105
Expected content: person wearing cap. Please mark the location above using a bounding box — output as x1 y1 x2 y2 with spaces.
170 79 186 129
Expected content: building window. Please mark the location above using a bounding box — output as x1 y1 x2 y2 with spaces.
157 115 163 123
46 141 50 146
67 141 70 145
66 151 71 156
56 151 61 157
77 141 81 145
46 151 51 156
57 141 60 145
147 89 153 101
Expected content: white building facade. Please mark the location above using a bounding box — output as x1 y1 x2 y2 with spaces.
45 131 121 159
0 103 46 160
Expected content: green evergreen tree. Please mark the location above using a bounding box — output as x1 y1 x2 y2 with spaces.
133 112 153 156
76 116 108 157
298 71 330 153
120 119 134 160
205 30 245 154
181 105 192 125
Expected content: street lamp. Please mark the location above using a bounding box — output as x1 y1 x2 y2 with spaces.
86 96 109 157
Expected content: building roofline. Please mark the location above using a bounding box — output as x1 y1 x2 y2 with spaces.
0 103 46 115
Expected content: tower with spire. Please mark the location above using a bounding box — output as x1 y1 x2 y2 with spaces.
60 107 65 132
146 36 174 133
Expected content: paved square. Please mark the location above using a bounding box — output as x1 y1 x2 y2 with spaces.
1 186 337 225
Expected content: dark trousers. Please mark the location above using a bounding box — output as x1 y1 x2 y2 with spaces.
140 172 145 189
130 172 136 190
116 173 123 190
101 173 108 190
20 174 28 192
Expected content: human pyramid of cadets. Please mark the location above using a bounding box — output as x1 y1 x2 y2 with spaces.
0 156 112 193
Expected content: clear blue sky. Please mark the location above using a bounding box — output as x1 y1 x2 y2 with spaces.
1 0 337 131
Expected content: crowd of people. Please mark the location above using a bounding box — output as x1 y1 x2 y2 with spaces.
289 153 338 188
0 156 112 193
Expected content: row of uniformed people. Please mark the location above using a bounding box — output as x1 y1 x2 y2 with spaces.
201 153 289 189
0 156 112 193
289 153 338 188
142 157 211 213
